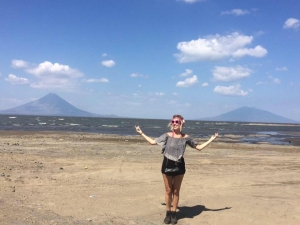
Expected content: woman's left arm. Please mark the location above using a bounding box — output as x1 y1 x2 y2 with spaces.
195 133 218 151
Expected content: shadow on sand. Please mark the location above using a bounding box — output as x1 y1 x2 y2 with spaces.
177 205 231 220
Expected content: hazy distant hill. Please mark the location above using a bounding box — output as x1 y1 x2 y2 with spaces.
201 106 298 124
0 93 118 118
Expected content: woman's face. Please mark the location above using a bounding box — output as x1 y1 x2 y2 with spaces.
171 117 182 130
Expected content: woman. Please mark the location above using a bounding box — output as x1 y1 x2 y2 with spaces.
135 114 218 224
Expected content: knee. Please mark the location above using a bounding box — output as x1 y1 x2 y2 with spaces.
165 187 173 195
173 189 180 196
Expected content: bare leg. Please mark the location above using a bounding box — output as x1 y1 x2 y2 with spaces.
162 174 173 211
162 174 184 211
171 174 184 212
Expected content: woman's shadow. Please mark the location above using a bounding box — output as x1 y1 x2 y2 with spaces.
177 205 231 220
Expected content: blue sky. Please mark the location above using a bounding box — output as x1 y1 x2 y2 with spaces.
1 0 300 121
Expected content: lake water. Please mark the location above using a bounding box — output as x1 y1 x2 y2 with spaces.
1 115 300 146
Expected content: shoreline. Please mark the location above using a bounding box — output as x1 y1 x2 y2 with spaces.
1 129 300 146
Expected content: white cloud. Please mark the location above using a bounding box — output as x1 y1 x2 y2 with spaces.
231 45 267 58
254 31 266 37
155 92 165 96
102 60 116 67
256 81 267 85
180 69 193 77
212 66 252 82
18 61 84 90
11 59 29 68
102 53 108 57
180 0 205 3
27 61 83 78
202 82 209 87
269 76 281 84
175 32 267 63
138 84 142 88
5 74 29 85
276 66 288 71
214 84 248 96
83 78 109 83
176 75 198 87
283 18 300 29
221 9 250 16
130 73 148 78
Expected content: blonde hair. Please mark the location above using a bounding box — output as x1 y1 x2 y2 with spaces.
168 114 185 131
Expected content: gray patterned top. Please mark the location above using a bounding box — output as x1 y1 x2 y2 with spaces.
155 133 198 162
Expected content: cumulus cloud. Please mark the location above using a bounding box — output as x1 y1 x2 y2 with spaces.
12 60 85 90
212 66 252 82
176 75 198 87
180 0 205 3
102 60 116 67
175 32 267 63
269 76 281 84
83 78 109 83
11 59 29 68
130 73 148 78
26 61 83 78
221 9 250 16
5 74 29 85
256 81 267 85
180 69 193 77
214 84 248 96
276 66 288 71
283 18 300 29
155 92 165 96
202 82 209 87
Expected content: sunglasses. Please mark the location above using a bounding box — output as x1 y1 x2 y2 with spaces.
171 120 181 124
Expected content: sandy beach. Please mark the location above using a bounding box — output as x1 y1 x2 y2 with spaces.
1 131 300 225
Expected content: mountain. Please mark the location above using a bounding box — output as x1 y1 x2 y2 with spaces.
0 93 118 118
200 106 298 124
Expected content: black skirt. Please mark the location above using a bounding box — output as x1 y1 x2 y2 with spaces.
161 156 186 176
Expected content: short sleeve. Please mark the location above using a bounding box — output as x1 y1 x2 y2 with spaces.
186 137 198 148
155 133 168 146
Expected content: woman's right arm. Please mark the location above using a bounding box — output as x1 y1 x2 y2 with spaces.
135 125 157 145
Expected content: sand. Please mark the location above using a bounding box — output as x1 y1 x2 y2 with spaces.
0 131 300 225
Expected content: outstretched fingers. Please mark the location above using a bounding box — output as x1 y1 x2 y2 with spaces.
135 125 142 134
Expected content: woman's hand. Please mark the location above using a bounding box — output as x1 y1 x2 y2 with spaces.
211 133 219 140
135 125 143 135
196 133 219 151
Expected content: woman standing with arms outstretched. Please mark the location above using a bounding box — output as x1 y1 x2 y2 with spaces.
135 114 218 224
